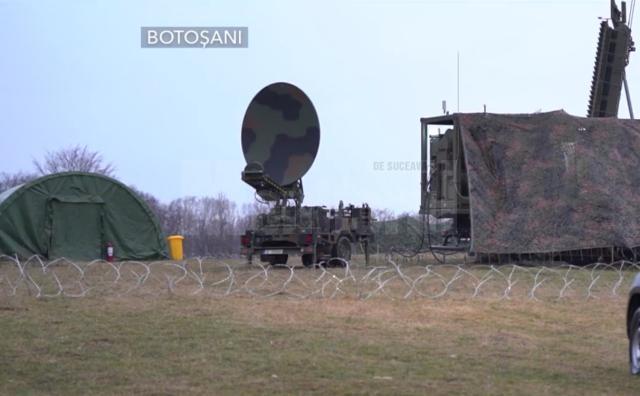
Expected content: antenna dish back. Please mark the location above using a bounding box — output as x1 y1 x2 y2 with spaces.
241 82 320 186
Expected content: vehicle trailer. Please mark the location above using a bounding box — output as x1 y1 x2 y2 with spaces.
241 202 373 267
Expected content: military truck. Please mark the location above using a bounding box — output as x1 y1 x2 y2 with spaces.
240 198 372 266
239 82 374 266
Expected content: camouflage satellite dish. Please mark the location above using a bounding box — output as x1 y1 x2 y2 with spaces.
241 82 320 186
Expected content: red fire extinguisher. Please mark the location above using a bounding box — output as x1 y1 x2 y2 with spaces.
106 242 114 262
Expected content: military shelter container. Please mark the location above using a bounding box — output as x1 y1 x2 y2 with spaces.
0 172 168 260
421 110 640 255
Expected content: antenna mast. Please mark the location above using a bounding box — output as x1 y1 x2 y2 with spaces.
587 0 635 118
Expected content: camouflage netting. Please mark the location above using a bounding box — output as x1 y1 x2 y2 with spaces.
458 110 640 254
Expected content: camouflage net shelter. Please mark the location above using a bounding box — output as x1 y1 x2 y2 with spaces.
0 172 168 260
423 110 640 256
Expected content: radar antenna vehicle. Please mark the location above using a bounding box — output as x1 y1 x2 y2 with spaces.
239 82 374 266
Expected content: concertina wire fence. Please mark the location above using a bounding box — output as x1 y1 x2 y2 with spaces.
1 254 639 301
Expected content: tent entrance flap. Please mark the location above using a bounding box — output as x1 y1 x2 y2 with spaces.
49 202 104 260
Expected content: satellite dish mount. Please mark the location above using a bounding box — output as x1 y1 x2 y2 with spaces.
241 162 305 207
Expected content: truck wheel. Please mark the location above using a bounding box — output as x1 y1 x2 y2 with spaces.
630 308 640 374
330 236 352 266
302 254 314 267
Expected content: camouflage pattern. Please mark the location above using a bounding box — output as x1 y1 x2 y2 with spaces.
243 202 374 266
241 82 320 186
425 110 640 254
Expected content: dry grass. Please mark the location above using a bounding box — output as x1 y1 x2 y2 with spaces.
0 275 637 395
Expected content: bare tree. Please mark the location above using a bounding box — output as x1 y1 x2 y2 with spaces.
0 171 38 193
129 185 168 229
33 145 115 176
237 201 268 232
160 194 255 257
373 208 395 223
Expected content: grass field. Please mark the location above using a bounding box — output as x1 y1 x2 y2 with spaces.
0 263 638 396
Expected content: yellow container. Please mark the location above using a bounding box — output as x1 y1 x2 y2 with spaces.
167 235 185 260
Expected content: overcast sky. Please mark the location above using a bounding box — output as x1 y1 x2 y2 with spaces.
0 0 636 213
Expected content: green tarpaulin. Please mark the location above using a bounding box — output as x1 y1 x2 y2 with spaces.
0 172 168 260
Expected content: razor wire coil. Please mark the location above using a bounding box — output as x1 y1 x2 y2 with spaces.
1 254 638 301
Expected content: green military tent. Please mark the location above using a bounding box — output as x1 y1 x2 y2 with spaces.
0 172 168 260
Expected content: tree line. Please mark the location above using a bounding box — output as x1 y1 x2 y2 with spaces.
1 146 424 257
